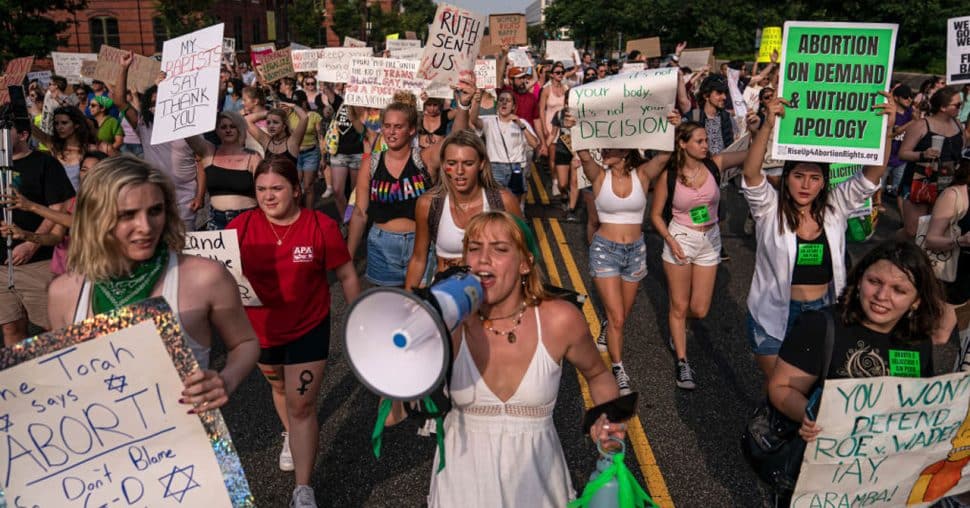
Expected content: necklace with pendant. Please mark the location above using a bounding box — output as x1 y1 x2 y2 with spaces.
478 302 528 343
267 215 294 245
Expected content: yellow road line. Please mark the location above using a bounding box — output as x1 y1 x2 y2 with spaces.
529 165 550 205
545 218 675 508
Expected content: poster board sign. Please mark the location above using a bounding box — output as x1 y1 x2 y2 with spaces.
93 44 127 87
291 48 326 72
79 60 98 82
51 52 97 84
256 47 294 82
490 13 527 46
758 26 782 63
830 163 873 218
405 31 418 40
129 54 163 94
947 16 970 85
344 36 367 48
507 47 532 69
345 57 426 109
40 90 60 135
417 3 486 85
1 56 34 103
222 37 235 55
0 298 253 506
679 47 714 71
626 37 662 58
772 21 897 166
475 59 497 90
152 23 224 145
568 67 678 151
387 39 422 60
249 42 275 67
478 34 501 57
316 47 373 83
184 230 261 306
26 71 52 89
386 33 399 41
545 40 575 63
792 372 970 507
727 67 748 118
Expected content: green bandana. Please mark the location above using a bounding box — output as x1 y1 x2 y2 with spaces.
92 248 169 315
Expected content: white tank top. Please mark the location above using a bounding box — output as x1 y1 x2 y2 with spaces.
435 190 491 259
594 169 647 224
73 251 211 369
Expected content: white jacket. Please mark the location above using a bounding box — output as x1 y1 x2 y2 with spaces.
742 172 878 343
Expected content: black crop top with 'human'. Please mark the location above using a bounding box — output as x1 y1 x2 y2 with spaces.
368 150 431 224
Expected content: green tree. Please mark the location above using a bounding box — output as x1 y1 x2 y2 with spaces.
0 0 87 62
330 0 364 43
288 0 327 46
329 0 435 47
155 0 217 38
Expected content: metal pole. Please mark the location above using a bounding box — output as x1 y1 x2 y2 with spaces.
0 128 14 289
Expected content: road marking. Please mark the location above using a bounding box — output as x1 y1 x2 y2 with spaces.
534 217 674 508
529 166 550 205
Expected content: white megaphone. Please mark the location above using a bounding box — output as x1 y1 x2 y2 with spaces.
343 270 483 400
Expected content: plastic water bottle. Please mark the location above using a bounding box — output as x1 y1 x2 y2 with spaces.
586 438 624 508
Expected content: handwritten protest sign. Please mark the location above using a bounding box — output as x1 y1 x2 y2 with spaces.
40 90 60 135
490 13 527 46
507 47 532 69
418 3 486 85
545 40 575 64
679 47 714 71
129 54 162 94
476 59 497 90
27 71 52 89
626 37 662 58
568 67 677 151
291 48 326 72
727 67 748 119
316 47 373 83
222 37 235 56
345 57 426 109
758 26 782 63
249 42 275 67
830 163 878 242
344 36 366 48
793 372 970 507
256 47 294 82
1 57 34 103
772 22 896 166
947 16 970 85
0 299 253 507
152 23 223 145
184 230 261 306
478 34 500 58
94 45 127 87
79 60 98 83
405 31 417 40
387 39 423 60
51 52 97 84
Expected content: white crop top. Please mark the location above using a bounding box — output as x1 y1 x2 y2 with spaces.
436 190 491 259
594 169 647 224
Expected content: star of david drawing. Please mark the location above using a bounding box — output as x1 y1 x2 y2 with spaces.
158 464 200 503
104 374 128 394
0 414 11 433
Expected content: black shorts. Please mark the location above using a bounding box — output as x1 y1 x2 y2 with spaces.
259 315 331 365
554 144 573 166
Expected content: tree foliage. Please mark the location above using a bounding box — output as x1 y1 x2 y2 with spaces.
542 0 960 72
155 0 218 39
0 0 87 63
327 0 436 48
288 0 327 46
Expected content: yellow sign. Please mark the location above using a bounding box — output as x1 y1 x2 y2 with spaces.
386 33 399 40
757 26 781 63
267 11 277 41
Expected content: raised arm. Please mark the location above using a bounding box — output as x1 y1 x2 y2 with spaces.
742 97 784 188
469 89 483 130
186 134 217 164
676 68 691 114
244 110 270 146
286 104 309 154
114 52 140 128
861 91 897 185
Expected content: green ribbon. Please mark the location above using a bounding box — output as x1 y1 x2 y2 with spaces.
568 452 656 508
370 397 447 473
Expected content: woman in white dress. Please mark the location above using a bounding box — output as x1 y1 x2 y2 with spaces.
428 211 625 507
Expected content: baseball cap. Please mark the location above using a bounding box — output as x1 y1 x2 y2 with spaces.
508 66 527 79
893 84 914 99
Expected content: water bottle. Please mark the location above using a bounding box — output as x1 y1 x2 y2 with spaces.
587 438 624 508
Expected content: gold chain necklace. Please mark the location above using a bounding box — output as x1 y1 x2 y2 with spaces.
267 215 295 245
478 302 528 343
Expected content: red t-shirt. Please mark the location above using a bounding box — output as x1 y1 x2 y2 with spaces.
502 86 540 122
228 209 351 348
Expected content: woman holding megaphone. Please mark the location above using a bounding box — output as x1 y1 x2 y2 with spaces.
427 211 626 507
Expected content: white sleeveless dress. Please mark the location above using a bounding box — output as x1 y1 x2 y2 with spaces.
73 251 211 368
428 307 575 507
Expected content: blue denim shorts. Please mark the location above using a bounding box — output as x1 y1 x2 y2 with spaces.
298 146 321 172
491 162 527 195
207 207 256 231
588 234 647 282
366 226 416 287
331 152 363 170
747 296 829 355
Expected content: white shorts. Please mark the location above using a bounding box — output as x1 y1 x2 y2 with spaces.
661 220 721 267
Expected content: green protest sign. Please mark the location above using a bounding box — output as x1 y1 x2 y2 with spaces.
829 163 877 243
773 22 897 166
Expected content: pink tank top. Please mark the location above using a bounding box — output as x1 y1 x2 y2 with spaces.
671 170 719 227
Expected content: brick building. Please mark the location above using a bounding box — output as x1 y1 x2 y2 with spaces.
50 0 275 56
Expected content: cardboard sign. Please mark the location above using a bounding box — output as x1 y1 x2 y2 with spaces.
344 36 367 48
79 60 98 81
772 21 897 166
316 47 373 83
291 48 327 72
0 299 252 506
545 40 575 64
93 45 128 87
152 23 224 145
568 67 678 151
256 47 294 82
947 16 970 85
345 57 427 109
184 230 261 306
128 54 162 94
417 3 486 85
793 372 970 507
679 47 714 71
758 26 782 63
387 39 422 60
249 42 275 67
478 34 500 58
51 52 97 84
626 37 662 58
475 59 497 90
405 31 418 40
490 13 527 46
3 56 34 88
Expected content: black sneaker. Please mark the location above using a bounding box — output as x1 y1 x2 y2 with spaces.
612 364 632 395
596 321 608 352
719 248 731 262
564 210 580 223
676 360 696 390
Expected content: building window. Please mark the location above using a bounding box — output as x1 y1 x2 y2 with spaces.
234 16 244 48
152 17 170 53
252 20 261 43
89 16 120 52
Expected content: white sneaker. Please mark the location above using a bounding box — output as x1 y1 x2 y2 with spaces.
279 432 294 471
612 364 632 396
551 178 560 197
290 485 317 508
595 320 608 352
321 188 334 199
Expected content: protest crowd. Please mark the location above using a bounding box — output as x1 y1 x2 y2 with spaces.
1 6 970 508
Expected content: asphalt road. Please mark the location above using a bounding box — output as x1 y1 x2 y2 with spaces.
212 169 960 508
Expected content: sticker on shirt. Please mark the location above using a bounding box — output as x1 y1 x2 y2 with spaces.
889 349 921 378
689 205 711 225
293 246 314 263
796 243 824 266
